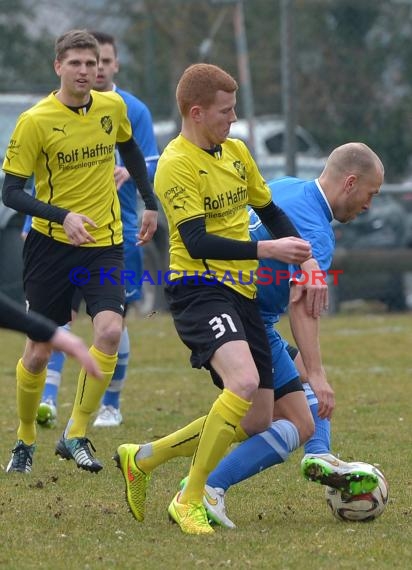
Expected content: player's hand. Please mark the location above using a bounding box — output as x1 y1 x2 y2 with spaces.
295 258 329 318
49 328 103 378
114 165 131 190
63 212 97 246
308 371 335 420
136 209 158 245
257 237 312 265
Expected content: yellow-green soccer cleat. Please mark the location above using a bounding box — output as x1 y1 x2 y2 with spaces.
301 453 379 496
36 399 57 429
113 444 150 522
179 476 236 529
168 492 214 535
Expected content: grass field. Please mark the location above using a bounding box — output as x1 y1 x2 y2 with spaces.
0 309 411 570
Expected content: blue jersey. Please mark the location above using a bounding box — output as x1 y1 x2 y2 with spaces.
115 86 159 234
249 177 335 325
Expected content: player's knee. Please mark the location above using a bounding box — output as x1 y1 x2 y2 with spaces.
23 343 51 373
241 397 273 435
225 371 260 401
240 375 260 399
296 415 315 444
249 413 272 434
95 322 122 351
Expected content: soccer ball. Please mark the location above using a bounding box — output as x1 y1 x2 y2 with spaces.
325 462 388 522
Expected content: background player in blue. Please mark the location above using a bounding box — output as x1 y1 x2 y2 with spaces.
183 142 385 528
36 31 159 428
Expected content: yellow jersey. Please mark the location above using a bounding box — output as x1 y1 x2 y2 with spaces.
155 134 272 298
2 90 132 246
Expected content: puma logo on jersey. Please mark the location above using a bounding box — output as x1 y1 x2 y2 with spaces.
173 201 187 211
53 124 67 135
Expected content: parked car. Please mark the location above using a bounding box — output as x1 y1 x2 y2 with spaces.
154 114 322 159
229 114 322 162
329 193 409 313
153 119 179 152
258 155 326 182
0 94 41 302
380 182 412 248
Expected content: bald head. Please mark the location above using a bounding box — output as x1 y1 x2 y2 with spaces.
320 143 384 223
321 142 384 181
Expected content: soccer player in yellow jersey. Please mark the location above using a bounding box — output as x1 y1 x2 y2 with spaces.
1 29 158 474
114 63 327 535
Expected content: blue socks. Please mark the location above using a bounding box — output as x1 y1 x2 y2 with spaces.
302 382 331 455
207 419 299 491
206 382 332 493
41 324 70 404
102 327 130 409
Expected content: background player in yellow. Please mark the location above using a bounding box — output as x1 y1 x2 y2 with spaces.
1 29 158 474
34 30 160 430
114 63 327 535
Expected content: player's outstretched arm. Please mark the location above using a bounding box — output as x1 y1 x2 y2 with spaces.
49 328 102 378
293 257 329 318
0 292 102 379
257 236 312 265
288 284 334 419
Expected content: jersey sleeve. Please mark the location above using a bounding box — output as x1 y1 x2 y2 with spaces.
155 154 205 227
288 230 334 275
2 113 42 178
115 95 133 143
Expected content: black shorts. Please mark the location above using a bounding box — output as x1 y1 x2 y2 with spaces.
71 287 84 314
286 343 298 361
165 280 273 390
23 230 125 325
278 343 303 399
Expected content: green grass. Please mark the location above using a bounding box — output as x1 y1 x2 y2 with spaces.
0 310 411 570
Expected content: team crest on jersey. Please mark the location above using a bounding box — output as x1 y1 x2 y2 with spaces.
100 115 113 134
233 160 246 180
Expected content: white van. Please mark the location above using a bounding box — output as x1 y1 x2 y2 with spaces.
229 114 321 162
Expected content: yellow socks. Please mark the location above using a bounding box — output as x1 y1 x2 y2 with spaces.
136 416 207 473
181 389 251 503
234 423 249 443
16 358 46 444
65 345 117 439
133 389 251 504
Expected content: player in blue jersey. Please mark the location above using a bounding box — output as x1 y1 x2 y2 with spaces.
181 142 385 528
35 31 159 429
